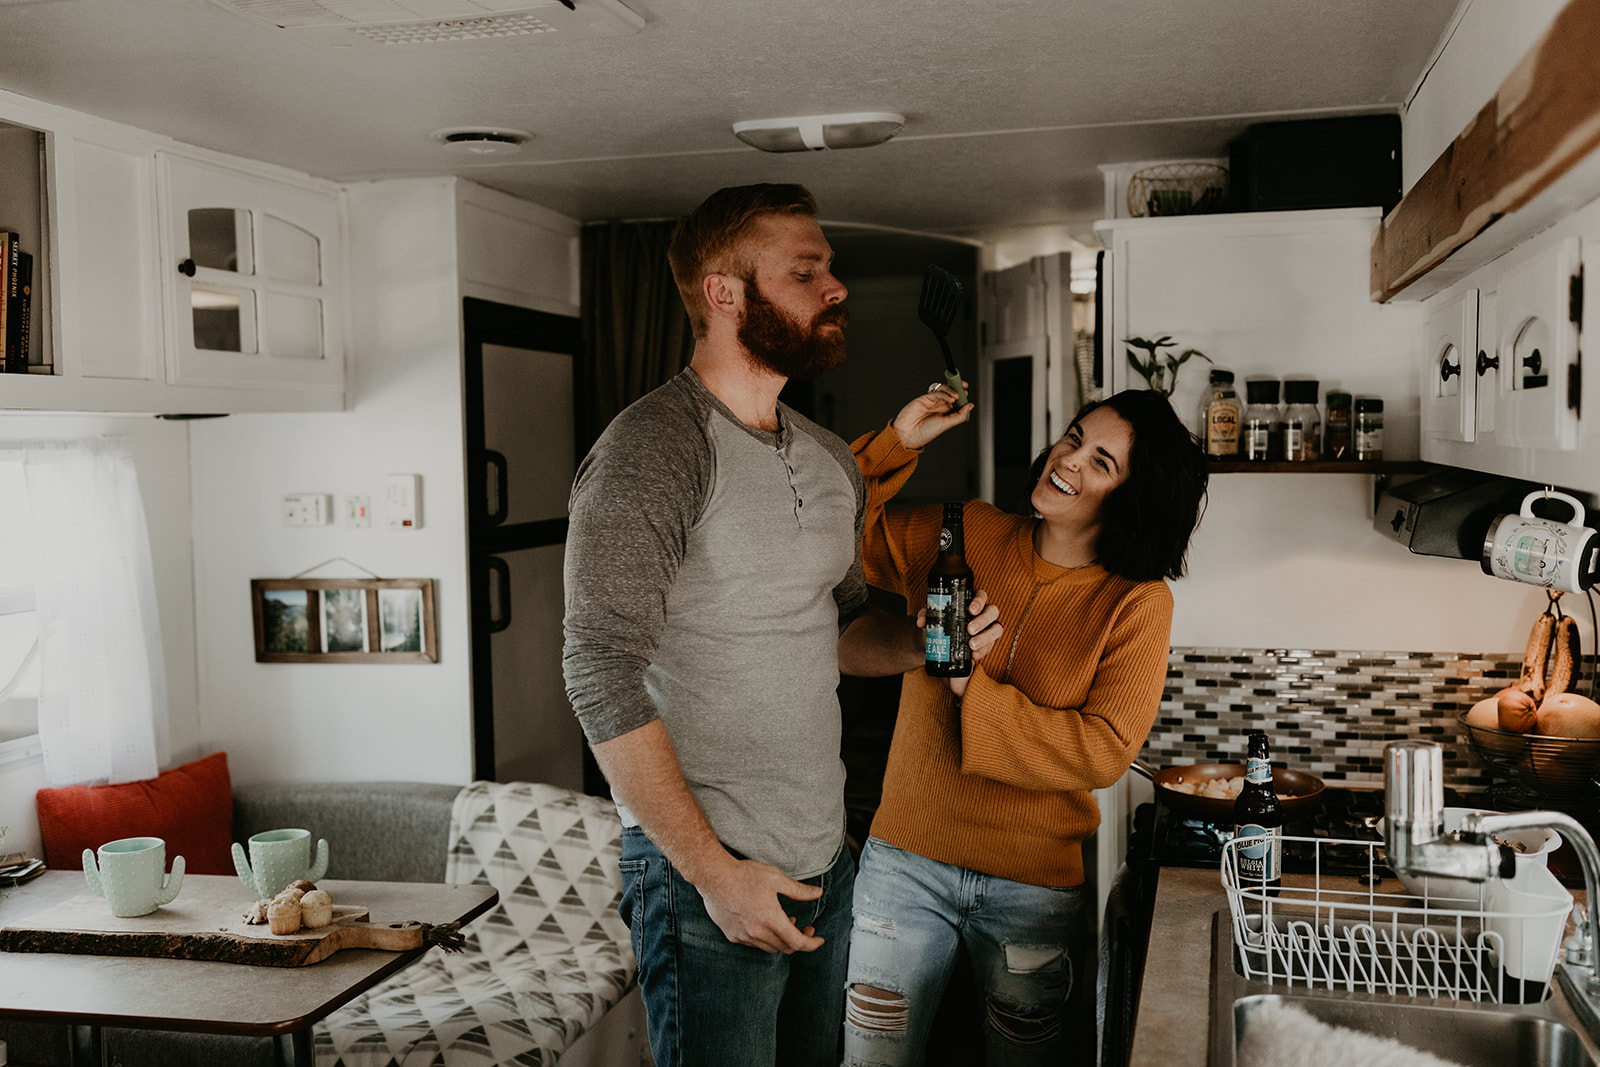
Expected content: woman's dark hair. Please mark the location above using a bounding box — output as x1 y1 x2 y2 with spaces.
1027 389 1209 582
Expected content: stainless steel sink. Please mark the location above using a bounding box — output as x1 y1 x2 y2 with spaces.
1209 912 1599 1067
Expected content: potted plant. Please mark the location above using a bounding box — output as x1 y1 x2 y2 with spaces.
1124 336 1211 396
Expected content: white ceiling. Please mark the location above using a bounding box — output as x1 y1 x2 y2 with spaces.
0 0 1463 244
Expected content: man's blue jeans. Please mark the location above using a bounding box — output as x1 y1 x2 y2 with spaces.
618 826 855 1067
841 836 1092 1067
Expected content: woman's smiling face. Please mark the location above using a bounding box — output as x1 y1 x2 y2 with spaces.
1029 406 1134 525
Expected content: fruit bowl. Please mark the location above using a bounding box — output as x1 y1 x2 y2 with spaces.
1458 712 1600 801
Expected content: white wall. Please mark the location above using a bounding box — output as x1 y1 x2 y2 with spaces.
1171 472 1576 654
188 178 476 788
0 412 198 857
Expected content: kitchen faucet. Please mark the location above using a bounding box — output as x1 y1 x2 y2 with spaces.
1384 739 1600 995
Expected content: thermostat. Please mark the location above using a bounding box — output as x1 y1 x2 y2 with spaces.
386 474 421 530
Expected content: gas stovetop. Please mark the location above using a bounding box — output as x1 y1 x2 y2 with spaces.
1136 786 1473 881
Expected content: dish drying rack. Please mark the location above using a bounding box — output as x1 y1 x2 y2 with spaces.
1222 836 1572 1005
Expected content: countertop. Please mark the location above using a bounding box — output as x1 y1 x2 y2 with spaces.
1127 865 1600 1067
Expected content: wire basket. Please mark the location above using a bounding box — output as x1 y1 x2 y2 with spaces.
1460 712 1600 803
1126 162 1229 217
1222 836 1573 1005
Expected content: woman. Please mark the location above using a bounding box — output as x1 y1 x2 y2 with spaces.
841 386 1208 1066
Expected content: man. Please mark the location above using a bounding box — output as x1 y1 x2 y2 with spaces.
562 183 984 1065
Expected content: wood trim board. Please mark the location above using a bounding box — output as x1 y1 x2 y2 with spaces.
1371 0 1600 302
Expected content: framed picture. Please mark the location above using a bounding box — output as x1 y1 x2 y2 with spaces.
252 578 437 663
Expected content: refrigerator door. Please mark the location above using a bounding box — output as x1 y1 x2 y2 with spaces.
465 298 585 788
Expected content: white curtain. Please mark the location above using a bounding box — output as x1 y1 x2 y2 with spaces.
24 440 167 786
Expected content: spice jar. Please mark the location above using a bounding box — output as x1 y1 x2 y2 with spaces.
1240 378 1282 461
1282 378 1321 462
1197 369 1241 458
1354 396 1384 461
1324 391 1353 460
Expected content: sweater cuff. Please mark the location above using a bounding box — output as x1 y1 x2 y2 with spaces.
851 422 921 476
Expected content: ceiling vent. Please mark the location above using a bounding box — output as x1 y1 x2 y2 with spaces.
209 0 644 51
433 127 533 155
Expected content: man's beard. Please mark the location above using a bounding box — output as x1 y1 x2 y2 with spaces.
737 279 850 380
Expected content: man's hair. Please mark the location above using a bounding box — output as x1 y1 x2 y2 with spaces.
1028 389 1210 582
667 184 819 339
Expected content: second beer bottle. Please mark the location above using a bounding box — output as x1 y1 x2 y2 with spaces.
1233 730 1283 896
925 502 974 678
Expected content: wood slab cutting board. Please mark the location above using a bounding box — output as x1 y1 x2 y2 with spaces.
0 890 435 967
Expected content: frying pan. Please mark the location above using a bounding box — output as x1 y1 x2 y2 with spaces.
1131 760 1326 821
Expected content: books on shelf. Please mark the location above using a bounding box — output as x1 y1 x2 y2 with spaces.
1 230 28 373
18 252 37 372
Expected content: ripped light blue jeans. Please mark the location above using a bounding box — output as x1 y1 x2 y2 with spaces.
841 836 1092 1067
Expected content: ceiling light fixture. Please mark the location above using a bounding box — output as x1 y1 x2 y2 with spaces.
731 112 905 153
432 127 534 155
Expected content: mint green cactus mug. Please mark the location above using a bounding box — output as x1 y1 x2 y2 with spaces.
232 828 329 899
83 836 185 917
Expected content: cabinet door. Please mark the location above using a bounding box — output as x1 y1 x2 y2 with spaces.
1421 289 1478 444
159 155 343 397
1492 236 1581 451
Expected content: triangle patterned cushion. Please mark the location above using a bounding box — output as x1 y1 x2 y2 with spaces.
315 781 635 1067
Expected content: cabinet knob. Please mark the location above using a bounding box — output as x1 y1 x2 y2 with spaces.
177 258 196 277
1439 356 1461 382
1523 348 1543 374
1476 349 1499 377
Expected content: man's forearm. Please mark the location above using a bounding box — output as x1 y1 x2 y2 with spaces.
590 719 735 887
838 605 923 677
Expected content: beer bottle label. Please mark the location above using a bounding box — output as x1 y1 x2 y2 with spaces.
926 592 953 663
1235 824 1282 882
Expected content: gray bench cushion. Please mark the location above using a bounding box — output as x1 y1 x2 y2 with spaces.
232 781 461 884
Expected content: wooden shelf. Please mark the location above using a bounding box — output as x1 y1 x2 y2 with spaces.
1208 460 1434 474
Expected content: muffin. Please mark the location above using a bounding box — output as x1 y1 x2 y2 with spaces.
287 879 318 895
300 889 334 929
267 895 302 935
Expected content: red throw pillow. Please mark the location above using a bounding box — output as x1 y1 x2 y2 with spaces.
35 751 235 875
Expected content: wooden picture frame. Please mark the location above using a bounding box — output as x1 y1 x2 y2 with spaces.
252 578 437 663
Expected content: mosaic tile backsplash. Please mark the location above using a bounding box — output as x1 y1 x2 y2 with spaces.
1142 647 1598 796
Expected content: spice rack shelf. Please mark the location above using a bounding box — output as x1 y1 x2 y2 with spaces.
1209 461 1433 474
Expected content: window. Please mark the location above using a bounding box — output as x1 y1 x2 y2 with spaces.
0 454 39 748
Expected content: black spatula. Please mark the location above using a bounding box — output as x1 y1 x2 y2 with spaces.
917 265 968 408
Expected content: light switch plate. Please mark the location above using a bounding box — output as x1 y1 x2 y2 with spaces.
345 494 372 528
386 474 421 530
282 493 331 527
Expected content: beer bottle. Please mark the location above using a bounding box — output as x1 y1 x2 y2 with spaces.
925 502 974 678
1233 730 1283 895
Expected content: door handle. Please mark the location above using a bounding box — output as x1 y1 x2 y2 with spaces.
486 556 512 633
484 450 508 526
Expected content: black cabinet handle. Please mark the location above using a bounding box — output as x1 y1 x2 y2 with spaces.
484 450 508 526
1439 356 1461 382
486 556 512 633
1523 348 1543 374
1476 349 1499 377
178 258 196 277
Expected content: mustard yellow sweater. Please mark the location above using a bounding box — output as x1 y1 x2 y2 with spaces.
852 427 1174 887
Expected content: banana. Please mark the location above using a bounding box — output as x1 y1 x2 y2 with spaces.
1519 610 1555 704
1545 615 1580 697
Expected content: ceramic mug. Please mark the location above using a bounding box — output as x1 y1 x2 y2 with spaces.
232 828 330 899
82 836 185 917
1482 490 1600 594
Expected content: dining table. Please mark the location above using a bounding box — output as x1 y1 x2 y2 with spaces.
0 870 499 1065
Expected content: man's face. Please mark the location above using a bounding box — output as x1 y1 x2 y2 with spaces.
735 215 850 380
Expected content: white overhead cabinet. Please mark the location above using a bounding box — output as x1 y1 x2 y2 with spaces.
159 155 344 401
1412 198 1594 491
1420 288 1478 446
1094 207 1422 461
0 90 344 413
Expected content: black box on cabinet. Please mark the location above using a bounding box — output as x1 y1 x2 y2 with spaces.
1229 114 1401 214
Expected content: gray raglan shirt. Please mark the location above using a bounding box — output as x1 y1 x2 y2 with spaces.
562 368 869 879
